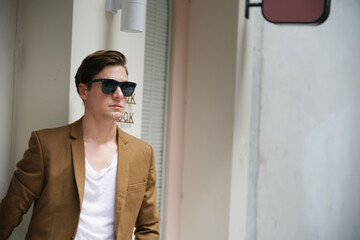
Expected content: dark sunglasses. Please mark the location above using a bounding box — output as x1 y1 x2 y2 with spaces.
83 78 136 97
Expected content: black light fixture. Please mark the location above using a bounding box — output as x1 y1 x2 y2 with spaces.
245 0 331 25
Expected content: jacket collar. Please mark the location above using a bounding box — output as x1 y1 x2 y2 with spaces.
114 127 130 228
70 119 85 209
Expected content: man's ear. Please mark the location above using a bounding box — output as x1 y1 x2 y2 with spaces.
78 83 88 100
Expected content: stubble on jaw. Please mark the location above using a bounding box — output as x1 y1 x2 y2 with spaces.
102 108 125 122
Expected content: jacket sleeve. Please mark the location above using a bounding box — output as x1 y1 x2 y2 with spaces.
0 131 45 239
134 145 160 240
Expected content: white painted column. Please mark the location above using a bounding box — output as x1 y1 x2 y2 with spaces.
228 1 257 239
68 0 147 138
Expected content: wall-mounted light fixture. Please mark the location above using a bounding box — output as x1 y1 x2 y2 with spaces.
245 0 331 25
106 0 146 33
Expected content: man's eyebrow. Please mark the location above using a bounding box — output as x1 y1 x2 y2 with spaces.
102 78 129 82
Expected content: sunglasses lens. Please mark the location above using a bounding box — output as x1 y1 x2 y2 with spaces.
101 80 136 96
102 80 117 94
120 83 136 97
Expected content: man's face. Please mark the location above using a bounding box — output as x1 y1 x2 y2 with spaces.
79 65 128 121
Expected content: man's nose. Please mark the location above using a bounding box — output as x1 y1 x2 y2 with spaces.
113 86 124 98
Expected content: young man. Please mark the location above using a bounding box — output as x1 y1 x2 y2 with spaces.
0 50 160 240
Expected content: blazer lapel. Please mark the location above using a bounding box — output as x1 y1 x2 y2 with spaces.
114 127 129 228
70 119 86 209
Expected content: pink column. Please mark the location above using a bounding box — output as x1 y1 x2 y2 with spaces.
163 0 190 240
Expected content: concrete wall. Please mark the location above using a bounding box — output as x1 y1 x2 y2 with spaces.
181 0 239 239
7 0 73 238
183 0 360 239
0 0 17 196
250 0 360 239
11 0 72 165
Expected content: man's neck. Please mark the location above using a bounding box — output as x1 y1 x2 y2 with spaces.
82 114 118 144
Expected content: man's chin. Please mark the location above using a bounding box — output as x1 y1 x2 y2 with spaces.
104 112 123 121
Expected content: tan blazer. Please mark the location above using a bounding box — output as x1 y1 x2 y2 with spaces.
0 119 160 240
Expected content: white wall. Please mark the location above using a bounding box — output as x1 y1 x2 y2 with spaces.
0 0 17 196
181 0 238 239
8 0 73 238
251 1 360 239
68 0 146 138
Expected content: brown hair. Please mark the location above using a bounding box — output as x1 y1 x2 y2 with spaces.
75 50 128 93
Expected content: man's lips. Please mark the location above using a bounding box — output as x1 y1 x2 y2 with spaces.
109 104 123 108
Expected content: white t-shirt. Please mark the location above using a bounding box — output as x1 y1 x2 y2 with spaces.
75 153 118 240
